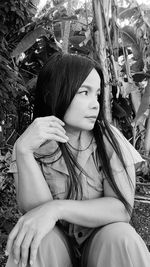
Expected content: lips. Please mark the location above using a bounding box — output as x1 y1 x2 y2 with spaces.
85 116 97 119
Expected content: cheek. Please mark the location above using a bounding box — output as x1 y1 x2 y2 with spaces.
63 105 75 123
63 111 72 123
63 103 84 124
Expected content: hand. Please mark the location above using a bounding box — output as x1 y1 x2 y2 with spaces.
6 201 59 266
16 116 69 154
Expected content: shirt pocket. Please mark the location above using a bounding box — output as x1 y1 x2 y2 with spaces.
82 152 103 199
81 171 103 200
45 171 68 200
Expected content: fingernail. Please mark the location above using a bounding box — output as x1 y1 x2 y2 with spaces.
5 250 9 256
30 260 33 266
14 259 18 265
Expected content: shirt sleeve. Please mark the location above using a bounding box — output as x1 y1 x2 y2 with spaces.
8 140 59 174
110 124 144 167
107 125 145 204
101 125 144 206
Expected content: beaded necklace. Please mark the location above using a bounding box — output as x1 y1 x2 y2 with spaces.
67 136 94 152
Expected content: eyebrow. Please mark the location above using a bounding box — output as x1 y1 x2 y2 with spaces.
80 85 101 92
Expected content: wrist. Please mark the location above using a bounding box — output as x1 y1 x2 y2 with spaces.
51 200 65 221
16 140 33 156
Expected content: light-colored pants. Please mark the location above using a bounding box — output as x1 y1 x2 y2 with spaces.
6 222 150 267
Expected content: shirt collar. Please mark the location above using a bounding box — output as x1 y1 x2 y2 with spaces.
34 132 97 176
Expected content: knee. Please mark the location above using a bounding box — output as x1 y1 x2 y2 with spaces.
28 227 73 267
95 222 137 246
40 226 63 248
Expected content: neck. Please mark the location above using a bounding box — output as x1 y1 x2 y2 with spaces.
65 125 93 152
64 125 81 144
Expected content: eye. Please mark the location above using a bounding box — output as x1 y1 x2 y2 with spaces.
78 90 88 96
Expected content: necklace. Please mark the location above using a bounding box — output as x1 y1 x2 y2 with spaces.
67 136 94 152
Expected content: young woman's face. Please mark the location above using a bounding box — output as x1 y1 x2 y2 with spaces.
63 68 100 132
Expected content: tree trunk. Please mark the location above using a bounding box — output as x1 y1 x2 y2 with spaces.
62 0 72 54
92 0 112 122
144 79 150 156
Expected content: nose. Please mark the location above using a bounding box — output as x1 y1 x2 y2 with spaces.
89 96 99 110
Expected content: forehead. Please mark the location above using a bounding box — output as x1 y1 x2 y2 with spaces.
81 69 101 88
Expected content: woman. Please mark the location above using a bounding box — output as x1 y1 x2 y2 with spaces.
6 53 150 267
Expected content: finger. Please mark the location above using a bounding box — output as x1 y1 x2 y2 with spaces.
46 127 69 140
29 234 42 266
6 222 20 255
44 133 69 143
35 116 65 126
41 126 69 141
12 227 27 265
38 120 66 134
48 121 66 134
49 116 65 126
20 230 34 267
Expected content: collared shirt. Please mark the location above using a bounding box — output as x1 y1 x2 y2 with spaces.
9 126 144 245
33 132 104 245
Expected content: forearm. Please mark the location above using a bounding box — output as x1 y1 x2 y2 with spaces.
16 148 52 213
57 197 130 228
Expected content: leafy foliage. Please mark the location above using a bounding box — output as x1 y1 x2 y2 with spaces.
0 147 21 266
0 0 150 265
0 0 35 145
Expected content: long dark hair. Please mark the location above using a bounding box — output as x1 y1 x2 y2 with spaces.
33 52 133 215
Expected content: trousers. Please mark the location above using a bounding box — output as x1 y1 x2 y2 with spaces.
6 222 150 267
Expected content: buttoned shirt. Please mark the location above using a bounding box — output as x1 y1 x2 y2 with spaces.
9 125 144 245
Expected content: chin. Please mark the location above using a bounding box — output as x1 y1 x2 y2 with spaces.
69 122 95 131
81 124 95 131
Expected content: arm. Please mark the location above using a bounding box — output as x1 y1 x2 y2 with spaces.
57 161 136 227
57 196 129 228
13 116 68 213
14 148 52 213
55 151 136 226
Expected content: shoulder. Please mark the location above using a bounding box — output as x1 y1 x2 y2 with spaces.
108 124 144 166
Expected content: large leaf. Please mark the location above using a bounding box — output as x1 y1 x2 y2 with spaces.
53 0 67 6
134 79 150 124
26 77 37 90
118 6 140 20
54 14 78 22
112 97 132 119
120 26 144 73
131 59 144 72
69 35 85 45
132 72 150 82
130 89 141 114
141 5 150 27
120 26 142 60
144 113 150 154
120 80 138 97
0 24 8 34
113 101 127 119
11 27 47 58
